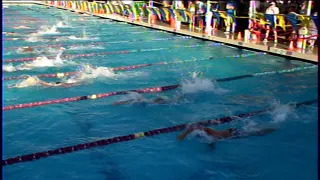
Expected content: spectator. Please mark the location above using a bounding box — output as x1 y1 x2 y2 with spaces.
264 1 280 43
195 0 206 31
225 1 236 34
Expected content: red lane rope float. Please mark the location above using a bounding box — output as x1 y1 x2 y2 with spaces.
2 84 181 111
3 52 265 81
2 99 317 166
3 43 221 63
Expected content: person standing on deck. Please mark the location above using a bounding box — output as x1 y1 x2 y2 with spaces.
263 1 280 43
225 1 236 34
195 0 206 32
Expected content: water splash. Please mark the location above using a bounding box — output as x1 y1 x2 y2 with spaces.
37 25 59 35
269 100 293 124
56 21 69 28
8 76 41 88
181 77 230 94
3 64 16 72
4 48 74 72
64 64 117 83
190 130 216 144
68 44 104 50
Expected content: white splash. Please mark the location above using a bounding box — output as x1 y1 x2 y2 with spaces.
191 129 215 144
3 64 16 72
181 77 230 94
56 21 69 28
77 64 116 79
64 64 116 83
5 48 73 72
37 25 59 35
269 100 293 123
26 36 43 42
68 44 104 50
9 76 41 88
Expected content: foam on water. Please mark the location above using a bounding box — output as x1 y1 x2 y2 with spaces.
3 64 16 72
68 44 104 50
181 77 230 94
190 130 216 144
3 49 75 72
63 64 117 83
269 100 294 124
37 25 59 35
8 76 41 88
56 21 70 28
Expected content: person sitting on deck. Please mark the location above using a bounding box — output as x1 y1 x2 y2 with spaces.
177 124 276 146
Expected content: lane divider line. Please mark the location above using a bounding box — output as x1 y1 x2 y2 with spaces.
3 43 221 63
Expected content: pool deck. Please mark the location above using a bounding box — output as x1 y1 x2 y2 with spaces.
6 2 319 64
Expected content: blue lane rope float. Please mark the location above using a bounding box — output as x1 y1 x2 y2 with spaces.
2 99 317 166
3 65 317 111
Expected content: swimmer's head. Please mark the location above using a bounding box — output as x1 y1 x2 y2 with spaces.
55 82 62 84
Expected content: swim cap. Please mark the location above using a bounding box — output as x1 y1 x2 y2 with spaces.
55 82 62 84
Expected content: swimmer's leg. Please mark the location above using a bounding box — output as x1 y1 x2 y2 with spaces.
232 128 277 139
249 128 277 136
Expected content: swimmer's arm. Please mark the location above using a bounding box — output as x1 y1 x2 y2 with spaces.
38 81 56 87
177 127 195 141
202 127 219 137
112 99 135 105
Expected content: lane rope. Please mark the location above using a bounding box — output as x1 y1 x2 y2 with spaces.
3 43 221 63
3 29 159 41
2 99 317 166
3 52 265 80
3 65 317 111
4 36 191 51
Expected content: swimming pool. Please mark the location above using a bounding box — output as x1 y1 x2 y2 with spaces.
3 4 318 180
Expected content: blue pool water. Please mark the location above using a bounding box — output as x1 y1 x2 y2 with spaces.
3 5 318 180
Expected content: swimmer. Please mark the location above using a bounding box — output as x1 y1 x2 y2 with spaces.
4 31 20 36
177 124 276 142
112 95 184 105
38 80 77 87
20 46 34 53
13 25 30 29
9 76 77 88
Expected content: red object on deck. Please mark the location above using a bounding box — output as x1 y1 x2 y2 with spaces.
170 17 176 28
